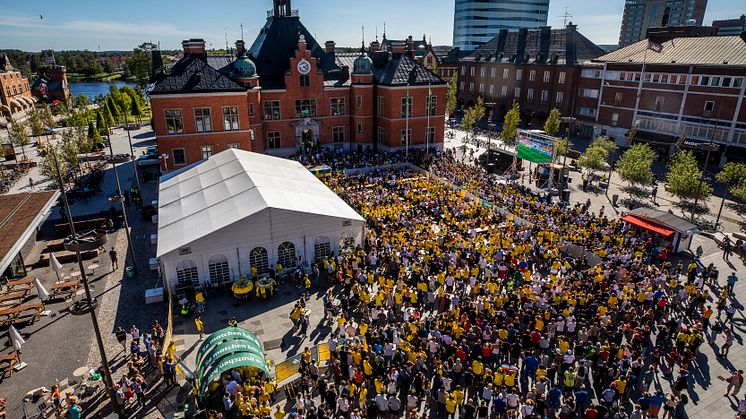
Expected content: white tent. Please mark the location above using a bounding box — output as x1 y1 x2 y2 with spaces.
157 149 365 292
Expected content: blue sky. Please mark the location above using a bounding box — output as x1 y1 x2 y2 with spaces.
0 0 740 51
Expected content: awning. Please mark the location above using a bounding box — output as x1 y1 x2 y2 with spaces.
623 215 674 237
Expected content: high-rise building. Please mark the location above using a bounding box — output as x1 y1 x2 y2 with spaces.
618 0 708 47
712 15 746 36
452 0 549 52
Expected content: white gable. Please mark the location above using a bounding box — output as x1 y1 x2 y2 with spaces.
157 149 363 257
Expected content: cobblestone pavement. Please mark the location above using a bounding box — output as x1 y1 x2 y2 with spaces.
0 125 171 417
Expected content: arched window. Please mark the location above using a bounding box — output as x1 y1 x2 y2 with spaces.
277 241 296 268
176 259 199 288
208 254 231 285
249 247 269 275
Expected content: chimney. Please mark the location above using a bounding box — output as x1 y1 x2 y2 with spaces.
407 35 414 53
370 40 381 51
392 42 405 57
235 40 246 55
372 50 389 68
325 41 336 54
565 22 578 65
741 27 746 43
182 38 206 55
516 28 528 63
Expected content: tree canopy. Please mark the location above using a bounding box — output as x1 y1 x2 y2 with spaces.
500 102 521 145
666 150 713 201
446 74 458 118
543 108 561 137
616 143 656 188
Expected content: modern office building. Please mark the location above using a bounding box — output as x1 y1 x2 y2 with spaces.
453 0 549 52
619 0 708 47
712 15 746 36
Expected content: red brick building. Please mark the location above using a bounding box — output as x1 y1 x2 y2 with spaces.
574 34 746 166
150 0 446 171
0 54 35 118
456 24 605 128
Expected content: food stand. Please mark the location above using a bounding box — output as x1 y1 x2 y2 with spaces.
622 208 698 254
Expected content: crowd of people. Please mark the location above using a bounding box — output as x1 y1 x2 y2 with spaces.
268 148 742 419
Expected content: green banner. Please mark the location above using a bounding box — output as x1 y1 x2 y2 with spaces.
199 351 269 395
196 340 265 381
517 143 553 164
196 327 262 367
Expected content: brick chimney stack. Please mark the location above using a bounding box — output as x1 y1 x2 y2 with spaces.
325 41 336 54
182 39 206 55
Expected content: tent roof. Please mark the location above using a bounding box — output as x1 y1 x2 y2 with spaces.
157 149 363 257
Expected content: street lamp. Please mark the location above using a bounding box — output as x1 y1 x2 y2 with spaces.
48 148 120 414
120 109 141 191
107 135 138 275
690 139 719 221
560 117 576 191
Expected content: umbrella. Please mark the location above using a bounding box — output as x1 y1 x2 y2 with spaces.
50 253 62 281
34 278 50 301
9 326 25 352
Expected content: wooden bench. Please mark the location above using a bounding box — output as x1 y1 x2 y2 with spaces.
0 353 18 380
0 301 44 325
4 279 33 293
0 291 29 308
50 280 80 299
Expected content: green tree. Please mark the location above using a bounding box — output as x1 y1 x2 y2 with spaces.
102 101 115 127
500 101 521 145
106 96 120 121
9 120 30 160
616 143 656 188
462 97 485 141
130 94 143 125
27 108 44 136
96 110 109 136
124 42 157 86
716 162 746 202
42 104 55 128
73 94 89 111
589 136 617 156
85 121 102 153
446 74 458 118
543 108 561 137
577 144 609 175
666 150 713 201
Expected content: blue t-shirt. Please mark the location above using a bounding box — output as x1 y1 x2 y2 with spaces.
650 394 665 407
69 404 82 419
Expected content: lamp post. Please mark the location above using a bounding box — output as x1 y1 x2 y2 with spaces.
560 117 576 190
691 140 718 221
120 109 141 191
48 148 120 414
715 188 728 228
107 135 138 275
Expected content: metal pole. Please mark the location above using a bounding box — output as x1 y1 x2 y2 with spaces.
426 84 430 155
108 136 138 274
121 109 141 191
715 187 728 227
691 144 712 221
50 149 120 414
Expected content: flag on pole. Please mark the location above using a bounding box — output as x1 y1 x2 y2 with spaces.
50 253 62 281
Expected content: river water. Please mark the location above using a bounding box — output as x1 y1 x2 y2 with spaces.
68 80 137 101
